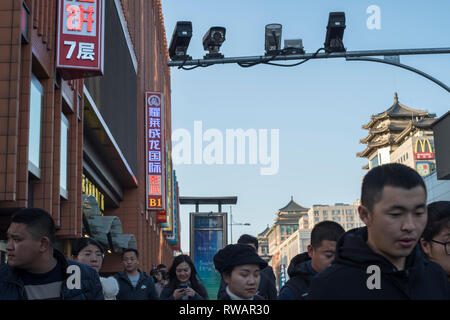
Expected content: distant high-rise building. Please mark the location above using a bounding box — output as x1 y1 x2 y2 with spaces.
304 200 363 232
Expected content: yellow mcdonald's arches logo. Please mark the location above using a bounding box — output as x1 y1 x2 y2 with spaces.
414 138 433 153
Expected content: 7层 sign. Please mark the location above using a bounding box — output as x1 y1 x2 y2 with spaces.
56 0 104 80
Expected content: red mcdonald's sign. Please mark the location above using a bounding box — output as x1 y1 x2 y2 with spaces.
414 138 434 160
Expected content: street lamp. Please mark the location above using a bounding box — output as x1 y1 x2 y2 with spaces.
229 206 250 244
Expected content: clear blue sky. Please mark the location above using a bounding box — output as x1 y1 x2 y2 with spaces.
161 0 450 253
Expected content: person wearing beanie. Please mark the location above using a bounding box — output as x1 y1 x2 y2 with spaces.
214 243 268 300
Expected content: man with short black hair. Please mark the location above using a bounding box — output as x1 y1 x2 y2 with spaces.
306 164 449 299
217 234 277 299
0 208 104 300
114 248 159 300
279 221 345 299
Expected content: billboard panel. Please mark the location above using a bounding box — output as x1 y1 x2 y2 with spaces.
190 213 227 300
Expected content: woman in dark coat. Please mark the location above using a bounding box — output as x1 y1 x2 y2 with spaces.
160 255 208 300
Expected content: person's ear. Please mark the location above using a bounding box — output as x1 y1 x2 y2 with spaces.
222 273 231 285
420 238 433 258
358 205 372 227
39 236 51 253
307 244 314 259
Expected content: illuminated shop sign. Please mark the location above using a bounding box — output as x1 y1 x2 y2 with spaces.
414 138 434 160
82 174 104 211
56 0 104 79
146 92 166 211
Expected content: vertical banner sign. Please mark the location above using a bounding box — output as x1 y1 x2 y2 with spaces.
146 92 166 211
57 0 104 79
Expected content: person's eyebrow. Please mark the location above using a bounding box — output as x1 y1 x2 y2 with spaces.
389 204 426 211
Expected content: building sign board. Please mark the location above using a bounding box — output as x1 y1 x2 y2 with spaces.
146 92 166 211
57 0 104 79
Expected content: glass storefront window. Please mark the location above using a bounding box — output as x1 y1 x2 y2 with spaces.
28 74 43 176
60 113 69 197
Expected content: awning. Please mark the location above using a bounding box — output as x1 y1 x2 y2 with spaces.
82 195 137 251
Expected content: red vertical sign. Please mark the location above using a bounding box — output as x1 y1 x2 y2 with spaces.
146 92 166 211
56 0 104 79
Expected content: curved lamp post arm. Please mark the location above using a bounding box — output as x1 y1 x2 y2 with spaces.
345 56 450 94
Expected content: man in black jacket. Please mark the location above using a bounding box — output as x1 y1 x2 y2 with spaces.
278 221 345 299
0 208 104 300
114 248 159 300
217 234 277 300
307 163 449 300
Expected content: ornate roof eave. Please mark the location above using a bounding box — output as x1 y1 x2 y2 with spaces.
393 119 436 144
357 136 395 158
278 198 309 213
362 93 430 128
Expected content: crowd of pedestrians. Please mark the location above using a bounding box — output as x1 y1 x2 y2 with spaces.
0 163 449 300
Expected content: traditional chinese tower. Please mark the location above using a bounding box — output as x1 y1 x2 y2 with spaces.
358 93 437 175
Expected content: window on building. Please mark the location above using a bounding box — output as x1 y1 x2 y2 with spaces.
28 74 43 177
60 113 69 199
314 211 319 216
293 225 298 231
370 154 379 168
323 210 328 215
280 225 285 235
314 217 319 223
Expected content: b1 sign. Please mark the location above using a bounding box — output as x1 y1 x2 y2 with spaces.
56 0 104 80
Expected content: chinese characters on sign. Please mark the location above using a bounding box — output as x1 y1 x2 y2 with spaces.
146 92 165 211
57 0 104 79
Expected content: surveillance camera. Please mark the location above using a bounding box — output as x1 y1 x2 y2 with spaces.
169 21 193 60
265 24 282 55
203 26 226 59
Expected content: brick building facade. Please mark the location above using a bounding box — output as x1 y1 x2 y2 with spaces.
0 0 178 274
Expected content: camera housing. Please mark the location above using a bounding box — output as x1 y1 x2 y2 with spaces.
324 12 346 52
203 26 226 59
169 21 193 61
265 24 282 55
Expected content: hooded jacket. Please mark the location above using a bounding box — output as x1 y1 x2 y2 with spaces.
114 270 159 300
0 249 104 300
278 252 316 300
306 227 449 300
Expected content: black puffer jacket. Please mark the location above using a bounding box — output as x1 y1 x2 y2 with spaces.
278 252 315 300
306 227 449 300
0 249 104 300
114 270 159 300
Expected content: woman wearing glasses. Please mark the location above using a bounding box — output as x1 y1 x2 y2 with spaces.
420 201 450 282
72 237 119 299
